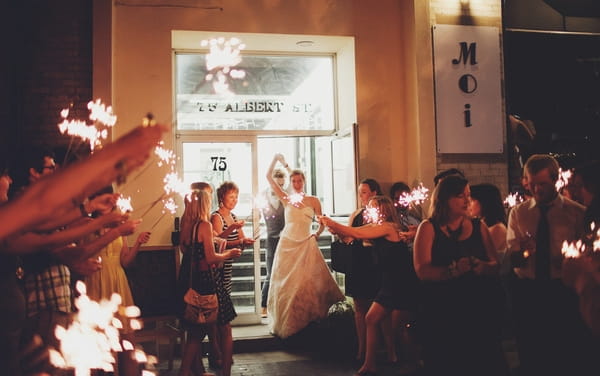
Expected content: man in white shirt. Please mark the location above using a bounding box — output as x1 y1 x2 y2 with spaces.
507 154 597 376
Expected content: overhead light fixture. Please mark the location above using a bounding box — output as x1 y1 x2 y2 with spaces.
296 40 315 47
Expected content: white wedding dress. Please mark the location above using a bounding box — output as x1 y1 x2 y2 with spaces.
267 204 344 338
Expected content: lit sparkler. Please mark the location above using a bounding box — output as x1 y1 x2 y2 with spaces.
57 99 117 153
561 240 585 258
555 168 573 192
116 195 133 213
287 192 304 207
201 37 246 96
155 143 177 168
396 184 429 208
50 281 155 376
363 206 383 225
504 192 525 208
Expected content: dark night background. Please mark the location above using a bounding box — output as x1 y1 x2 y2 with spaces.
504 31 600 165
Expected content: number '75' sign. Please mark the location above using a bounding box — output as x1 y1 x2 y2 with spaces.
211 156 227 171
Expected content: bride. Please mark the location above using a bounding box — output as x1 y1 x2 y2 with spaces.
266 154 344 338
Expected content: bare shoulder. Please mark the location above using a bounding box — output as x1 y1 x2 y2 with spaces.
305 195 321 206
198 220 213 232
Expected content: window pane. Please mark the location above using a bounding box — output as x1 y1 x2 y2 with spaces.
176 54 335 131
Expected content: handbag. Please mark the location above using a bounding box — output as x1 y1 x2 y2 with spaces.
183 222 219 324
183 288 218 324
330 239 353 273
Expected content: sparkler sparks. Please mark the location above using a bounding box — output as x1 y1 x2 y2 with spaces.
363 206 383 225
155 143 176 168
57 99 117 152
116 195 133 213
201 37 246 96
561 240 585 258
287 192 304 207
504 192 525 208
50 281 156 376
396 184 429 208
555 168 573 192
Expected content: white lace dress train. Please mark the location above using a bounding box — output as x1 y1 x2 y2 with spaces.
267 204 344 338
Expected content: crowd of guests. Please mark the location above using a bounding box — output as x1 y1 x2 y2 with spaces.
1 131 599 376
318 154 600 376
0 123 166 375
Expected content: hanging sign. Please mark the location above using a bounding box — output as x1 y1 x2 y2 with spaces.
433 24 504 153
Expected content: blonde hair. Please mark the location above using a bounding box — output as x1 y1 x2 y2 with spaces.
180 189 212 247
369 195 400 227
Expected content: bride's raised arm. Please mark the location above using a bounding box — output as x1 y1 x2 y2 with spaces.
266 154 288 202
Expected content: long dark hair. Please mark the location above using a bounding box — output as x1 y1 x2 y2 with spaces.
470 183 506 226
430 175 469 225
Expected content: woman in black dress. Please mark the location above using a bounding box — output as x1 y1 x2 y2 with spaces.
177 189 242 376
321 196 418 376
343 179 382 362
413 175 508 376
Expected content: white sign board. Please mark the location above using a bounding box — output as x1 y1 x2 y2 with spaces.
433 24 504 153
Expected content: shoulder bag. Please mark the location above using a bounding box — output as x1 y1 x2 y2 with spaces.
183 222 219 324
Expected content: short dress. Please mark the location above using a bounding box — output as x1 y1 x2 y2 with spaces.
177 234 236 326
85 236 134 307
373 237 418 311
344 209 381 300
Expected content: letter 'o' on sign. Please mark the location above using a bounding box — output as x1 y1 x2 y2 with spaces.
458 74 478 94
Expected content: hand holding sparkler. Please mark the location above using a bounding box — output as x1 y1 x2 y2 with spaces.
68 257 103 276
224 247 243 259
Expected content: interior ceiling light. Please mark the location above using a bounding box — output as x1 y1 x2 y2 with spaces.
296 40 315 47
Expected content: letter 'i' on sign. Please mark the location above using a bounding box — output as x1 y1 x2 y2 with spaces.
464 104 472 127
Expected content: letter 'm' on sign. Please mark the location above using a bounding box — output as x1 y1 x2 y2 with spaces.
452 42 477 66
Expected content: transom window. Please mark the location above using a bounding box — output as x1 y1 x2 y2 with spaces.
175 54 335 132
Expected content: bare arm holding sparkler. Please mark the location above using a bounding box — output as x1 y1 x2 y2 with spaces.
2 211 127 255
198 221 242 264
320 216 397 241
0 123 166 242
120 231 151 268
31 193 120 233
54 218 142 263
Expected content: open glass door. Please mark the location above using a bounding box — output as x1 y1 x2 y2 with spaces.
180 138 261 324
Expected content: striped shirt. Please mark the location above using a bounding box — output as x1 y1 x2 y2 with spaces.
212 211 239 295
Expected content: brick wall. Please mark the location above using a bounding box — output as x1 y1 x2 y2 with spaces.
4 0 93 163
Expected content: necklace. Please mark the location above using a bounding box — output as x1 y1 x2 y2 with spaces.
446 218 464 240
